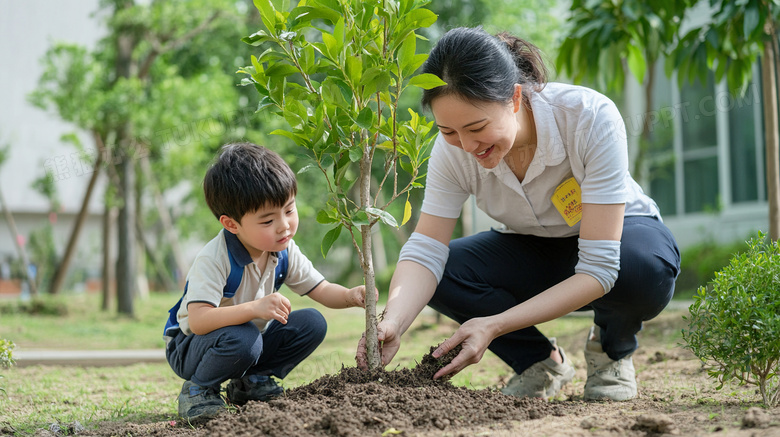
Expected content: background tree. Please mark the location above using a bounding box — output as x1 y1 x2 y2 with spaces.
671 0 780 241
30 0 251 315
241 0 441 369
556 0 692 182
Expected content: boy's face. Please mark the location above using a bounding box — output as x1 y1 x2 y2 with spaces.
222 196 299 260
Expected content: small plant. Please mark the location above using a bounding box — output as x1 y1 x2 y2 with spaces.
682 232 780 406
0 338 16 395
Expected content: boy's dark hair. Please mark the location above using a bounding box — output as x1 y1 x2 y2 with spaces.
203 142 297 221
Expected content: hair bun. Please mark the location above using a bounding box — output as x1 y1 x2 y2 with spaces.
495 32 548 86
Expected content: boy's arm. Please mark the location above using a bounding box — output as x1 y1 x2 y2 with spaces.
306 280 369 309
188 293 292 335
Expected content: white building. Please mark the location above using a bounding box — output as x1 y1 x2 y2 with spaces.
0 0 107 293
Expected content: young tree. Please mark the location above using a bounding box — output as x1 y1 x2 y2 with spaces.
240 0 443 369
671 0 780 241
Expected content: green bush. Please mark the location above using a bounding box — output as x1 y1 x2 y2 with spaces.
0 338 15 395
682 232 780 406
675 239 749 298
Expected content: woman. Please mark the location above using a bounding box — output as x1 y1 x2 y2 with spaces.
359 27 680 401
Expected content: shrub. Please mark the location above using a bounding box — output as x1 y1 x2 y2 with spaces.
675 238 749 298
682 232 780 406
0 338 15 395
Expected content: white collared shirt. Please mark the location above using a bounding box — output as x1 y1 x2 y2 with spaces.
421 82 661 238
175 231 325 336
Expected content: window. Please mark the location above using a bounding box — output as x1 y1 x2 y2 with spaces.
645 61 767 217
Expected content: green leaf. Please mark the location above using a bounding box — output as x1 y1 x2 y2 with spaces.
626 44 646 84
408 73 446 90
242 30 273 46
348 146 363 162
321 225 342 258
351 210 370 226
355 107 374 130
398 33 416 74
254 0 277 32
316 208 339 224
265 63 300 78
366 207 398 228
743 5 760 40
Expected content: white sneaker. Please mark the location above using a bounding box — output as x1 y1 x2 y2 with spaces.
501 338 575 400
583 326 637 401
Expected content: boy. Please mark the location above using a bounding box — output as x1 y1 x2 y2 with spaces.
164 143 368 423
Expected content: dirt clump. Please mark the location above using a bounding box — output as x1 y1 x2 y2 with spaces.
203 345 561 437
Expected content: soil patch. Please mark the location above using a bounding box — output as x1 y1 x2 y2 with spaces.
208 344 563 437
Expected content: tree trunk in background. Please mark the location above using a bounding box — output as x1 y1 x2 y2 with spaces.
49 144 103 295
140 155 187 287
762 34 780 241
116 148 136 316
102 204 116 311
136 216 178 291
114 16 138 316
0 187 38 296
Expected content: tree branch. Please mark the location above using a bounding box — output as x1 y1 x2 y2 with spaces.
138 11 222 79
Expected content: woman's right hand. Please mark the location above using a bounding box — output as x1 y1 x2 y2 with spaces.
356 319 401 370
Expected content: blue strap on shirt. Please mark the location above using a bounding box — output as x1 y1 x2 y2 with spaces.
163 248 288 337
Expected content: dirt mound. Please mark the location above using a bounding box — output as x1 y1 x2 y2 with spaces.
202 346 562 437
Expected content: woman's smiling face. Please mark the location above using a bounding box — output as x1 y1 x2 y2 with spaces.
430 91 522 169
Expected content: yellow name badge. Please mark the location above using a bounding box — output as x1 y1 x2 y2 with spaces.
551 177 582 226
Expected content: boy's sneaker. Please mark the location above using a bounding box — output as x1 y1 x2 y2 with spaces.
501 338 575 400
226 374 284 405
583 326 637 401
178 380 225 423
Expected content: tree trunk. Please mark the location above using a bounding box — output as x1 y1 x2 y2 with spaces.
114 22 137 316
139 155 188 287
135 215 178 292
116 145 137 316
102 204 116 311
49 142 103 295
360 150 381 369
634 59 656 183
0 187 37 296
763 34 780 241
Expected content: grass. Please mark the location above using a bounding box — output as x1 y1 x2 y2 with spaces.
0 291 597 435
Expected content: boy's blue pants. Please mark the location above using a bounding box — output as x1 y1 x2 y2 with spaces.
428 216 680 375
166 307 327 389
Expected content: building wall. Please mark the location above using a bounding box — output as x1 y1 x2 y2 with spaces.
0 1 107 285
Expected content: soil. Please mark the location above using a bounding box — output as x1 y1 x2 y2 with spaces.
53 316 780 437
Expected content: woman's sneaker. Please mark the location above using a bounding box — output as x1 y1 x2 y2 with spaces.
178 380 225 423
226 374 284 405
501 338 575 400
583 326 637 401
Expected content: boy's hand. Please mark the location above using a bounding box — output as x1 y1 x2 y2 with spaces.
253 293 292 324
346 285 373 308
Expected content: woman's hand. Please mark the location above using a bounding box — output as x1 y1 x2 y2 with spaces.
252 293 292 324
431 317 498 379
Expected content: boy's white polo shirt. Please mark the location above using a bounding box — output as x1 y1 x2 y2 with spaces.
421 82 661 237
175 229 325 336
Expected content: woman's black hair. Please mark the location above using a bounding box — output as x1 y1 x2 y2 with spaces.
421 27 548 108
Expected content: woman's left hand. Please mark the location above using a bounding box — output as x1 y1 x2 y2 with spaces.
432 317 497 379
